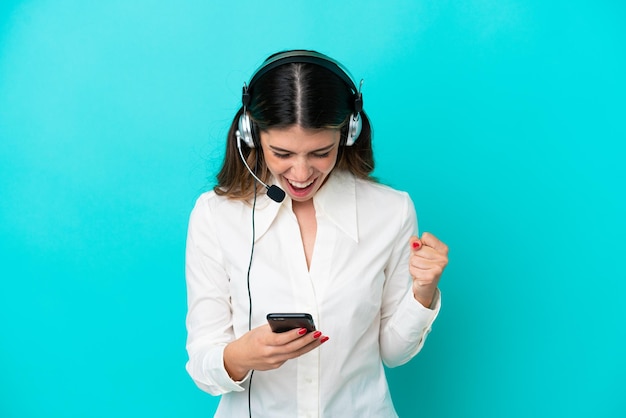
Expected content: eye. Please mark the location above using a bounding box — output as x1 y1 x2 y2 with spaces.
313 152 331 158
273 152 291 159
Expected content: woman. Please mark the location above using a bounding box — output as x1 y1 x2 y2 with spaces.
185 50 448 417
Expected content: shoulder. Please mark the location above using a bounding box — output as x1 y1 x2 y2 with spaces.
189 189 277 230
191 190 222 216
347 174 418 242
193 190 219 206
189 190 249 225
353 175 413 208
192 190 254 212
352 175 417 234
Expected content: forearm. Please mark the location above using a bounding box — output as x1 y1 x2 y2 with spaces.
379 288 441 367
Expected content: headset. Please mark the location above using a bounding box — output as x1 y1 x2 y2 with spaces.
236 50 364 149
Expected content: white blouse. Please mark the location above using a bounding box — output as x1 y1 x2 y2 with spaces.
185 170 440 417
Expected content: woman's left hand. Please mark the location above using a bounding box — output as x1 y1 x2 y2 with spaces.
409 232 449 308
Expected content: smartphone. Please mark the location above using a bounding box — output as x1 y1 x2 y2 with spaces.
266 313 316 333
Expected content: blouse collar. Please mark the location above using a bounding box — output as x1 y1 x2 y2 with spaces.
252 170 358 243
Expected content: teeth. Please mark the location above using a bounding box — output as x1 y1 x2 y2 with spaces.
288 179 314 188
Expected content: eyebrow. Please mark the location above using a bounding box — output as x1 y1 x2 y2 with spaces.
269 144 336 153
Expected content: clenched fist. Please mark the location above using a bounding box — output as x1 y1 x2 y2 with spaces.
409 232 448 308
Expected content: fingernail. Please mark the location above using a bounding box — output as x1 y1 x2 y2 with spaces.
412 241 421 250
298 328 307 335
320 336 329 344
313 331 322 339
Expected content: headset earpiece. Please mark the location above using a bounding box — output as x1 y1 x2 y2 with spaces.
345 82 363 146
237 111 256 148
346 113 362 146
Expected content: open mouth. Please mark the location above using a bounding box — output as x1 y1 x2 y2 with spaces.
285 177 317 197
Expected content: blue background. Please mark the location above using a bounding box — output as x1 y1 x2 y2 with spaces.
1 1 624 417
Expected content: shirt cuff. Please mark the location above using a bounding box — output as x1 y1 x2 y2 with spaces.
391 288 441 343
202 344 251 393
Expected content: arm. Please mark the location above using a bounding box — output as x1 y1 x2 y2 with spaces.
185 195 245 395
378 194 443 368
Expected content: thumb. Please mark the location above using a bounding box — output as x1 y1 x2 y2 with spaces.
409 236 422 252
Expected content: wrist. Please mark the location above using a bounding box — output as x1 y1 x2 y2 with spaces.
223 342 250 381
413 287 435 309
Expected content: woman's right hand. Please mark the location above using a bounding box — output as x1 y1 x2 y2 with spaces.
223 324 328 381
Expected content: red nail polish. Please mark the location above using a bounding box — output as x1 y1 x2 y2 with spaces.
412 241 421 250
298 328 307 335
320 336 329 343
313 331 322 339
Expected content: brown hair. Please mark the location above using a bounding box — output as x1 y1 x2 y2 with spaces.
215 52 375 200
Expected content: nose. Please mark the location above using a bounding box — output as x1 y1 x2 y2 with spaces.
290 156 312 181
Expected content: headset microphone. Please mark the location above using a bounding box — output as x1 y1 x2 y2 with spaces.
265 185 286 203
236 130 286 203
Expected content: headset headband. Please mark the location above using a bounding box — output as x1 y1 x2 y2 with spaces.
242 50 363 113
